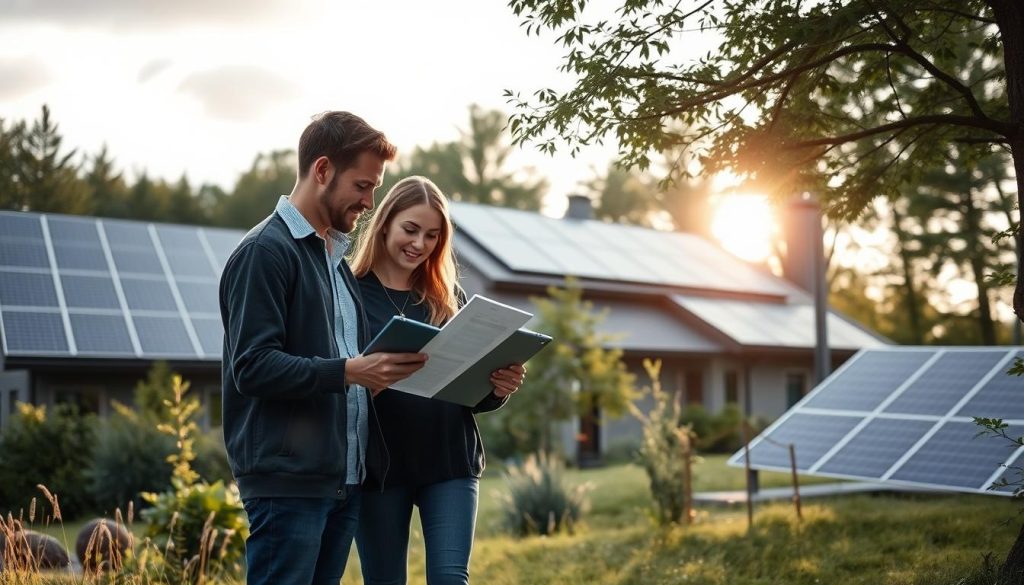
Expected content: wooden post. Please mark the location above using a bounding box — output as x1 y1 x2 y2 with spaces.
788 443 802 521
741 421 754 530
683 432 694 525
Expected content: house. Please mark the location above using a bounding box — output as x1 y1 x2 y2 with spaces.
450 196 887 460
0 198 886 461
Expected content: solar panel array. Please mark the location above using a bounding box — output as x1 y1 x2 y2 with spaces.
450 203 794 298
728 347 1024 495
0 211 243 360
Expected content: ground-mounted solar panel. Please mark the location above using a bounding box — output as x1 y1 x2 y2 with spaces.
0 213 43 238
177 282 220 314
730 347 1024 496
191 317 223 355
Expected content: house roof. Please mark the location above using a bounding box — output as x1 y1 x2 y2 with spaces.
450 202 887 354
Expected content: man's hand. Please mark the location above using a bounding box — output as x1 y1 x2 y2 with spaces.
490 363 526 399
346 352 427 395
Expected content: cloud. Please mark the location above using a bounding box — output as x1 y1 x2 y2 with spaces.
138 59 172 83
178 65 299 121
0 0 292 27
0 58 49 100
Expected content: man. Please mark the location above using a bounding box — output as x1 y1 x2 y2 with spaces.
220 111 427 585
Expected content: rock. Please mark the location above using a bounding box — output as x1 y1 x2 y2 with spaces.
0 530 71 571
75 518 133 573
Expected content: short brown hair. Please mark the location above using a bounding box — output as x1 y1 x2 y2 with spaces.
297 111 397 178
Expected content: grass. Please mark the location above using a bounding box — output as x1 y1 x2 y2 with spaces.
338 456 1022 585
5 455 1021 584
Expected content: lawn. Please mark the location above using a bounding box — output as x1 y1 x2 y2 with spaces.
338 456 1020 585
13 455 1021 584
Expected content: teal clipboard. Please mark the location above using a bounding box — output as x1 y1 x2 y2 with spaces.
363 315 552 407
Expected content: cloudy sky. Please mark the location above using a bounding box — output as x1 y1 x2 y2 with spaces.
0 0 620 212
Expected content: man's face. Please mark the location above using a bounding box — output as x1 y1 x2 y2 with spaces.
321 150 386 233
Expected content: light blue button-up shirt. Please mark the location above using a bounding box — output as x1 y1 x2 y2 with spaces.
275 196 368 485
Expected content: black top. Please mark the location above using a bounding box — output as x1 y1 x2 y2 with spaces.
358 271 506 489
219 213 387 500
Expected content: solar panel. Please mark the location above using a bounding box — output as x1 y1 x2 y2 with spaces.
177 282 220 314
132 315 197 356
53 244 109 271
0 238 50 268
730 347 1023 496
120 277 178 311
0 213 43 238
191 317 223 355
69 313 135 355
61 275 121 309
1 310 69 354
0 270 58 307
110 247 163 275
449 202 792 297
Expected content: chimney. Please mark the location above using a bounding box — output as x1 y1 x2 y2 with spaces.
564 194 594 220
782 193 824 293
783 192 831 384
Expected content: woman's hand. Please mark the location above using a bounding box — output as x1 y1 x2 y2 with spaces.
490 363 526 398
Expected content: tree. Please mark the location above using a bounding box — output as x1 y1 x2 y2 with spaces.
5 105 90 214
382 105 547 210
213 149 296 228
486 277 635 456
86 145 131 219
507 0 1024 576
584 163 660 226
506 0 1024 316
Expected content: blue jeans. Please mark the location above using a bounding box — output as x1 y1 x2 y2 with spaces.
242 491 362 585
356 477 479 585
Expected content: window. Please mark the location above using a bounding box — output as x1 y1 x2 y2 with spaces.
724 371 739 404
786 373 806 408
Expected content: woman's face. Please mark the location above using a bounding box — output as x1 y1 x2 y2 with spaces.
381 202 444 274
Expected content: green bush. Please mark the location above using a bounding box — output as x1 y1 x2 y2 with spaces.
631 359 694 525
498 451 591 537
193 429 232 484
86 402 174 514
0 403 95 519
141 375 246 582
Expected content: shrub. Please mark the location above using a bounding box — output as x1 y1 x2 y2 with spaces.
86 402 174 514
0 403 95 519
630 359 695 525
141 375 246 582
193 428 232 484
498 451 591 537
681 403 746 453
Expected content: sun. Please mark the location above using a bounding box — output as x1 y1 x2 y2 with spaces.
710 194 776 263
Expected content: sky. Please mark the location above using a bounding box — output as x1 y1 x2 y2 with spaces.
0 0 621 215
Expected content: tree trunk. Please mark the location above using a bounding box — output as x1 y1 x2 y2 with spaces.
988 0 1024 323
891 207 925 344
962 190 998 344
984 0 1024 575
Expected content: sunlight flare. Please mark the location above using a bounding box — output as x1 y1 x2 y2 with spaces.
710 194 777 263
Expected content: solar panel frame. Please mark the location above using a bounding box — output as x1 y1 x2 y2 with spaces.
729 347 1024 496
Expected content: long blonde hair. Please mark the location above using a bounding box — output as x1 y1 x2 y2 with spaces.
351 176 459 325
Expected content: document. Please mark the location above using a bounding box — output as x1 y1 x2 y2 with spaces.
364 295 552 406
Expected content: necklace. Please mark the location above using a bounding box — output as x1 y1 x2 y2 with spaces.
381 284 412 317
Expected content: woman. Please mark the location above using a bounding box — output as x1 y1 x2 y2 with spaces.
350 176 525 585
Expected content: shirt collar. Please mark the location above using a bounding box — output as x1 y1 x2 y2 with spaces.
275 196 351 255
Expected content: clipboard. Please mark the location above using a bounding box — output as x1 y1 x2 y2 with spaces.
363 315 552 407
